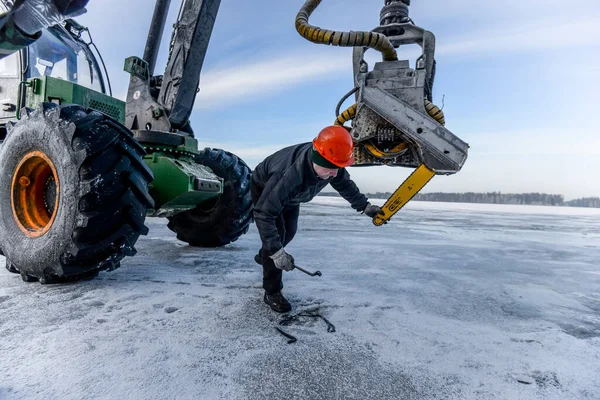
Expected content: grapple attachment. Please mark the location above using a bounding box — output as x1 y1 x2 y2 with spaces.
295 0 469 224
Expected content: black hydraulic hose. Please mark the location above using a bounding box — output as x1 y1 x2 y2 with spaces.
85 29 112 96
335 86 358 118
295 0 398 61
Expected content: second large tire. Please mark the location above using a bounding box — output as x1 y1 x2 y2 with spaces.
0 103 154 283
167 148 252 247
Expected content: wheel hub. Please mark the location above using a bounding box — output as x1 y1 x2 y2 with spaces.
11 151 60 237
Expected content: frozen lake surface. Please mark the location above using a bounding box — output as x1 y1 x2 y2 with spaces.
1 198 599 399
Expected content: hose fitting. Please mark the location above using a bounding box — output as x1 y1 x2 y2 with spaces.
380 0 410 26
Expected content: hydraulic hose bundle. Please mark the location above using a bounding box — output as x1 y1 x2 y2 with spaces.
295 0 444 128
295 0 398 61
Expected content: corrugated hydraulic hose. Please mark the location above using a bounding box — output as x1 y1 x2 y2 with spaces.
335 101 445 127
334 103 357 126
424 100 445 125
295 0 398 61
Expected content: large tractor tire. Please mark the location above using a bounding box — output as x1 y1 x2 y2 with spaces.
0 103 154 283
167 148 252 247
5 259 18 274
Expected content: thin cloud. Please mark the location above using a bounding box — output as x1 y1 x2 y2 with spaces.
438 18 600 57
195 52 350 109
191 15 600 110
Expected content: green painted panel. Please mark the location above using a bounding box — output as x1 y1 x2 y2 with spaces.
25 76 126 123
144 153 223 214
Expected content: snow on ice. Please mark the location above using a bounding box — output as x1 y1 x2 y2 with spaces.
0 198 599 399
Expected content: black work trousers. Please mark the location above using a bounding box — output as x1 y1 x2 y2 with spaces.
251 181 300 294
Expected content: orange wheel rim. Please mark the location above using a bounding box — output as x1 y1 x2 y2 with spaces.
11 151 60 237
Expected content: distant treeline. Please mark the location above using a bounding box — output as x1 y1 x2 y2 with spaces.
316 191 600 208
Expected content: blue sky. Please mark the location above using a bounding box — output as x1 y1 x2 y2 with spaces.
77 0 600 200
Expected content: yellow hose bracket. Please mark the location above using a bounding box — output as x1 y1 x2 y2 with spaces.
372 164 435 226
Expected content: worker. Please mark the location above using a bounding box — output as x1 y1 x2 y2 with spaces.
251 125 384 313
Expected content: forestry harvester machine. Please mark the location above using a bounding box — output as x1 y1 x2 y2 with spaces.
0 0 468 284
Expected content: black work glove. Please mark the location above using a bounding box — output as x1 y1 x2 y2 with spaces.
363 202 384 218
269 248 294 271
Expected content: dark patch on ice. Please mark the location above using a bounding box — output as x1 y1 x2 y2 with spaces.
105 304 123 313
0 295 10 304
68 293 84 301
517 376 533 384
192 258 245 274
217 246 249 252
235 341 447 399
85 300 105 308
96 319 107 323
297 298 324 308
104 277 191 285
558 323 600 339
580 298 600 313
193 259 230 267
528 224 551 231
500 302 541 319
303 227 364 233
0 387 13 399
531 370 561 389
47 310 87 324
85 342 97 352
510 338 541 344
164 307 178 314
288 328 318 336
460 360 491 370
225 284 254 289
304 212 351 218
579 389 600 398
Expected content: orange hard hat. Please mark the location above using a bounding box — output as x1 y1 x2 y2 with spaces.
312 126 355 168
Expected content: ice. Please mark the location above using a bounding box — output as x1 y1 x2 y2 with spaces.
0 200 599 399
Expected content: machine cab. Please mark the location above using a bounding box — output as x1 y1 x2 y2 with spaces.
0 1 109 126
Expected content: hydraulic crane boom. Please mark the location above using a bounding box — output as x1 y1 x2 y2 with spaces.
157 0 219 129
125 0 221 135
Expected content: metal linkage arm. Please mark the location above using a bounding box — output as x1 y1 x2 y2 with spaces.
157 0 221 130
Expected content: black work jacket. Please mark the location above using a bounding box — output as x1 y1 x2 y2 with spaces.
252 142 368 254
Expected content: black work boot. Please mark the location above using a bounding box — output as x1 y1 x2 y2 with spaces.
264 291 291 313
